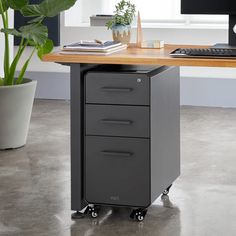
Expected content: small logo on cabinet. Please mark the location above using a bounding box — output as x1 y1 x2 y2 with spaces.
137 78 142 83
110 196 120 201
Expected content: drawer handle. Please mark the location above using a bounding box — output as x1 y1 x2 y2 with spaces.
100 119 133 125
101 87 133 92
101 151 133 157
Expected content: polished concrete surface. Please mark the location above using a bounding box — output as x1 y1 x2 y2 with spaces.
1 100 236 236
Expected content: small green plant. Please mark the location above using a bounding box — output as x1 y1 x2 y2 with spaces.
106 0 136 30
0 0 77 86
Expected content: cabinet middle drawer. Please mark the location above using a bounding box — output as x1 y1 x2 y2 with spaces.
86 105 150 138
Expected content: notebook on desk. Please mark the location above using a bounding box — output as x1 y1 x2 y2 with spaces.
60 44 127 56
63 40 122 51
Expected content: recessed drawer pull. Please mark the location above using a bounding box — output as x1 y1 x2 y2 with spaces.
101 151 133 157
100 119 133 125
101 87 133 92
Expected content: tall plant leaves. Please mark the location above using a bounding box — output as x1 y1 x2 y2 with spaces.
20 24 48 45
0 0 9 13
0 77 4 86
1 0 77 85
8 0 28 10
37 39 53 59
21 4 42 17
27 16 44 24
21 0 77 17
16 39 53 84
1 28 21 37
2 24 48 46
39 0 77 17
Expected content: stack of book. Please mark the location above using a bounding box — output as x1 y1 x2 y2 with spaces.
60 40 127 56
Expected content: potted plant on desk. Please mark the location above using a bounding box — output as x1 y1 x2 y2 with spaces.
106 0 136 44
0 0 76 149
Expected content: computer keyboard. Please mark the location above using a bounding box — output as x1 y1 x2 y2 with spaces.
170 48 236 58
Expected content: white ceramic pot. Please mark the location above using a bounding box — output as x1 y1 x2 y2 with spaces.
0 79 37 149
112 24 131 44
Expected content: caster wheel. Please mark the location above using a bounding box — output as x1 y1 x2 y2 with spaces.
130 209 147 222
71 211 85 219
91 211 98 218
137 214 144 222
85 205 100 218
162 189 169 195
162 184 172 195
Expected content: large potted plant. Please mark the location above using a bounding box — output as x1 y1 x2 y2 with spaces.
106 0 136 44
0 0 76 149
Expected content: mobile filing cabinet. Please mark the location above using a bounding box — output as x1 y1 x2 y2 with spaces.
73 65 180 221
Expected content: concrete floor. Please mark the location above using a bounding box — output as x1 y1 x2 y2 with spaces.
1 100 236 236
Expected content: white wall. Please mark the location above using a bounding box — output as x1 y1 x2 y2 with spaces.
0 11 13 78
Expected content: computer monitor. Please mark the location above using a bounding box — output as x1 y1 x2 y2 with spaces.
181 0 236 48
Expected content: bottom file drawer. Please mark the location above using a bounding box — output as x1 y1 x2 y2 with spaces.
85 136 150 207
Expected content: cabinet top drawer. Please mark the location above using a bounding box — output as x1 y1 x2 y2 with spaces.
85 72 150 105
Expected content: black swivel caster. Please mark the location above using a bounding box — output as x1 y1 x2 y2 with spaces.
130 209 147 222
85 205 100 218
162 184 172 195
71 211 85 219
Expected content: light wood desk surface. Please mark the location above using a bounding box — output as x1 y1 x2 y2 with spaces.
43 44 236 68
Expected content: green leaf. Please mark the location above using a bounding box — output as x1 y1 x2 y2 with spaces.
1 0 77 85
8 0 28 10
21 0 77 18
0 77 4 86
27 16 45 24
20 23 48 45
1 28 22 37
37 39 54 59
28 39 37 46
111 0 136 26
0 27 46 48
21 4 41 17
39 0 77 17
3 24 48 46
0 0 9 14
16 59 30 84
16 48 36 84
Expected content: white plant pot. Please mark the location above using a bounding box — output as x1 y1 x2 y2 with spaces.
112 24 131 44
0 79 37 149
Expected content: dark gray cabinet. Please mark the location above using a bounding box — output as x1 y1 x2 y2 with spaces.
83 65 180 212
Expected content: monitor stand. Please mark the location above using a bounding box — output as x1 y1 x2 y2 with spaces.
211 15 236 50
212 44 236 49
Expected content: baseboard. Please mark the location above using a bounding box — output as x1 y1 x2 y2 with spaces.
21 71 236 108
181 76 236 108
22 71 70 100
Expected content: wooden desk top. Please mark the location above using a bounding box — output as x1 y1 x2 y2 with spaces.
43 44 236 68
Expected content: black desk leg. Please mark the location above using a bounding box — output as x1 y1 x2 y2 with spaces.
70 64 86 213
